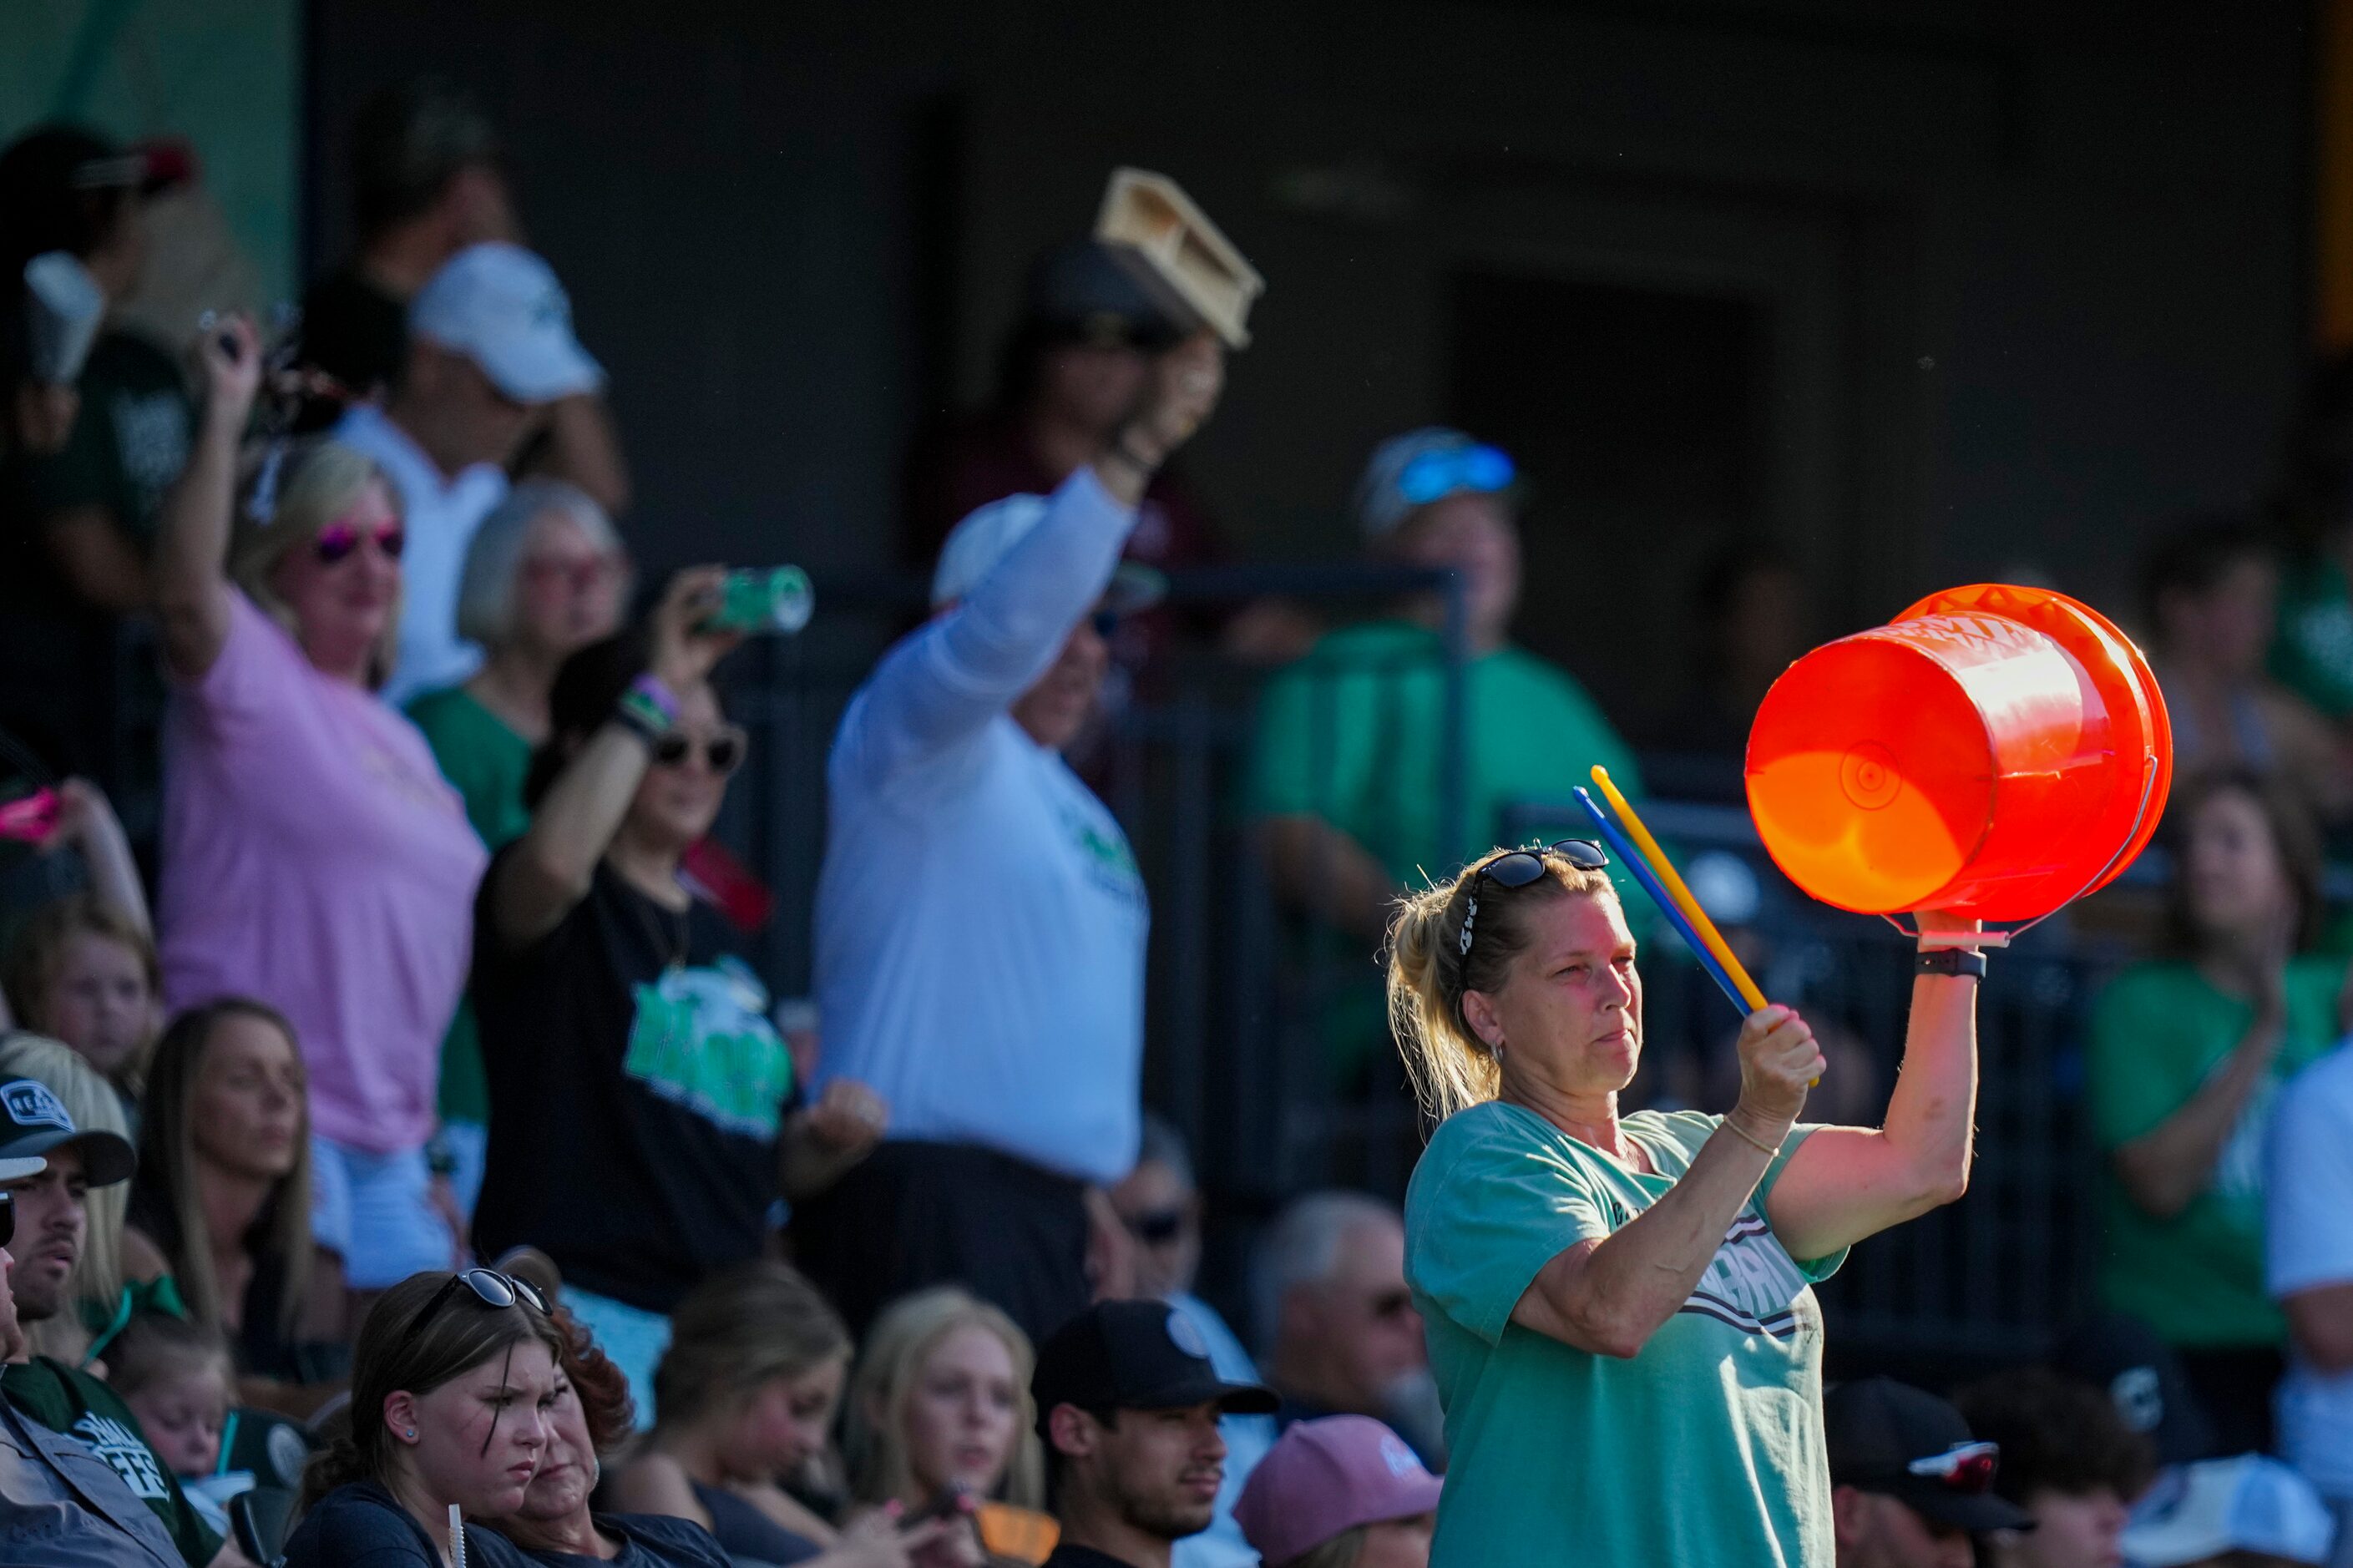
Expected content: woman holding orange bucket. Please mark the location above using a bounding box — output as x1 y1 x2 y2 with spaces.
2090 767 2346 1453
1387 841 1983 1565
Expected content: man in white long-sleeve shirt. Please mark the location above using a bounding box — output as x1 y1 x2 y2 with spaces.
801 334 1225 1346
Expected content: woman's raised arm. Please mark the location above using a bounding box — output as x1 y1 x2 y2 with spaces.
151 318 261 683
1763 913 1981 1260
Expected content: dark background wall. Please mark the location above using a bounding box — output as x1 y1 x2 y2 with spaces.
305 0 2315 731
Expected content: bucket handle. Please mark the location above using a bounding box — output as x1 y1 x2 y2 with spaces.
1880 751 2160 949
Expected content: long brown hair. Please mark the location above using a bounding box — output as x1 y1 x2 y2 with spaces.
1384 848 1622 1120
652 1261 849 1432
134 999 314 1340
301 1270 563 1508
2162 766 2325 958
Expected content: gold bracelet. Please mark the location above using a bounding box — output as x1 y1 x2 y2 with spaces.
1723 1115 1784 1159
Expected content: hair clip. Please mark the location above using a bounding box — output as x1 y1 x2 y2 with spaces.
249 438 287 524
1456 896 1479 956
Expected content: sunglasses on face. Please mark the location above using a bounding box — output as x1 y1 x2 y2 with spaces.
1905 1441 2000 1495
1397 443 1516 507
1124 1207 1187 1246
0 1191 13 1249
1456 839 1612 961
312 519 405 565
402 1267 549 1343
651 726 746 775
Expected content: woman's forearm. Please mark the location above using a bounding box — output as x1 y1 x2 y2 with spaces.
2114 1017 2279 1219
1520 1119 1779 1357
150 403 242 680
1878 972 1980 1203
489 724 650 946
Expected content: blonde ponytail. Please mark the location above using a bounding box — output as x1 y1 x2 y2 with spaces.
1384 849 1619 1121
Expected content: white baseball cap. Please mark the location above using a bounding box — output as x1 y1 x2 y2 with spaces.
2119 1456 2336 1565
930 493 1164 611
409 241 603 403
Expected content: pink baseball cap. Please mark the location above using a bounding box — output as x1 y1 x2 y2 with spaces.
1233 1416 1443 1565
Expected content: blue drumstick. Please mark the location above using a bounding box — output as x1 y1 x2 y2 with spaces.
1573 787 1748 1018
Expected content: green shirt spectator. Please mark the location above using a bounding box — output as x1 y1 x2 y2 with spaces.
3 1352 222 1566
2090 954 2339 1346
408 684 534 1127
2272 552 2353 720
1406 1104 1840 1566
1249 427 1642 1082
1249 618 1643 883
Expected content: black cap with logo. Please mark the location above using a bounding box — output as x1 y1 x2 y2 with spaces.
1826 1377 2035 1535
0 1078 134 1187
1032 1300 1278 1433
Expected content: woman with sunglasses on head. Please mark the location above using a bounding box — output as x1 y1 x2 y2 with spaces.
1388 839 1983 1567
286 1267 562 1567
151 320 486 1311
473 582 888 1417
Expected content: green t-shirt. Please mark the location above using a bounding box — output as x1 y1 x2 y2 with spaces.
1248 619 1644 878
2272 554 2353 720
2089 956 2340 1347
2 1355 221 1565
407 685 534 1125
1249 621 1646 1077
1405 1102 1844 1568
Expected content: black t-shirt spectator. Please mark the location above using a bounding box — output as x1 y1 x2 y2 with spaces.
470 848 800 1313
299 266 407 400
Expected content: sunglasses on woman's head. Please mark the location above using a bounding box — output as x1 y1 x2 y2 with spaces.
1456 839 1611 961
651 727 746 775
402 1267 550 1342
312 519 404 565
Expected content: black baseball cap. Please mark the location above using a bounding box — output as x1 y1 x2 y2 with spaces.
2052 1313 2219 1465
1033 1300 1278 1432
1826 1377 2034 1535
0 1079 134 1188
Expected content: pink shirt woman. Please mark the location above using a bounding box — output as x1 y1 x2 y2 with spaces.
153 322 485 1290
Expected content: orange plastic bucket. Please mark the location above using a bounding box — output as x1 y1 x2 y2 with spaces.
1743 584 2170 921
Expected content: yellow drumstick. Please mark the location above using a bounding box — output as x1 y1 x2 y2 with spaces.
1591 765 1768 1013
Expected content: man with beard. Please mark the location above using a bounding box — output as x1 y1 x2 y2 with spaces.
0 1078 241 1565
1033 1300 1279 1568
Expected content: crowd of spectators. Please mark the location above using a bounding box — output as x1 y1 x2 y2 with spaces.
1 66 2352 1568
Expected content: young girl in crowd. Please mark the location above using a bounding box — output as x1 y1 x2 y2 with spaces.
286 1267 561 1567
2092 767 2350 1453
609 1262 954 1567
128 998 351 1409
843 1287 1045 1564
0 778 159 1111
109 1312 240 1537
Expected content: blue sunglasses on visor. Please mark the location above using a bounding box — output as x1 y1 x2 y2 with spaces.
1397 443 1516 507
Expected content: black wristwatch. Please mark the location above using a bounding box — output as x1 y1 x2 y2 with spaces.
1915 946 1988 980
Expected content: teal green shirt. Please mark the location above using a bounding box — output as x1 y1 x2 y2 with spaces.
1249 621 1646 1079
2272 554 2353 720
2088 956 2340 1347
1248 619 1643 877
1405 1103 1844 1568
407 685 534 1125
